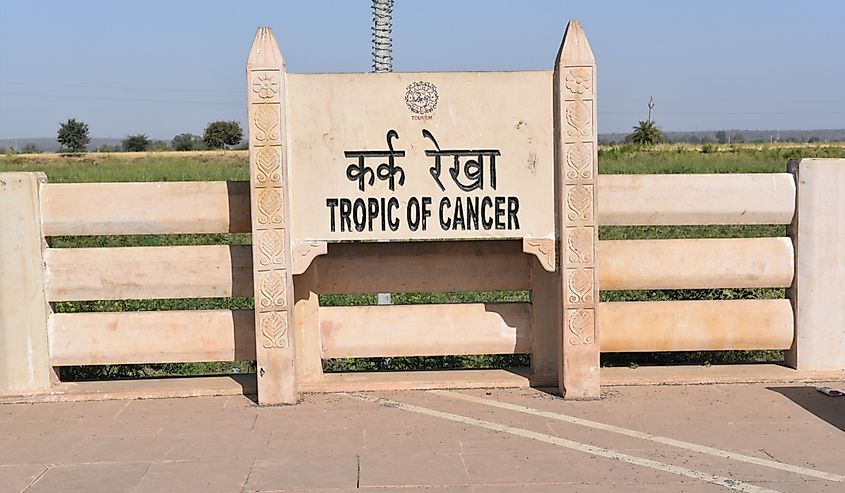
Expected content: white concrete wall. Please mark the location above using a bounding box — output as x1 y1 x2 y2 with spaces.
0 172 51 394
788 159 845 370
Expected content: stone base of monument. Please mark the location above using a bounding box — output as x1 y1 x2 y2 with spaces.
3 365 845 404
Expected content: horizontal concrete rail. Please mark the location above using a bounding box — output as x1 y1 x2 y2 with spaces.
601 299 794 352
43 237 793 301
39 174 795 236
320 300 793 359
44 245 253 301
43 241 529 300
314 241 531 294
41 181 251 236
599 237 794 290
598 173 796 225
48 310 255 366
320 303 532 358
46 299 793 365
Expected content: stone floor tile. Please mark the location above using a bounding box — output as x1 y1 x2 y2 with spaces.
471 481 726 492
0 404 25 423
358 451 470 488
62 435 177 464
115 397 226 420
0 417 93 440
244 453 359 491
133 459 252 493
457 427 562 455
363 425 463 455
265 489 359 493
87 415 172 437
158 412 258 435
360 487 473 493
165 431 271 461
0 464 48 493
0 437 85 465
266 427 365 457
461 450 677 485
24 463 149 493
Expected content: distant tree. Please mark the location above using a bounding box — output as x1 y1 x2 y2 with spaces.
21 143 39 154
57 118 90 153
808 136 821 143
203 121 243 149
171 133 204 151
151 140 169 152
625 120 665 146
122 134 150 152
732 132 745 143
97 144 119 153
715 130 728 144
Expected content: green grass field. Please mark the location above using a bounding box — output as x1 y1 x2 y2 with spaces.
4 144 845 379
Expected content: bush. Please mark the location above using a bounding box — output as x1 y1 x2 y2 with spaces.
57 118 90 153
203 121 243 149
122 134 150 152
171 133 204 151
97 144 120 153
701 143 717 154
151 140 169 152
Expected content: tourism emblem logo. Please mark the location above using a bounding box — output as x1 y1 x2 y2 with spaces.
405 81 438 119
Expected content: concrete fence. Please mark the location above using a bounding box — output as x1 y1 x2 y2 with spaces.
1 22 843 405
2 160 842 401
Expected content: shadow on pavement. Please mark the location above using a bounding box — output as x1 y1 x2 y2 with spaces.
768 385 845 432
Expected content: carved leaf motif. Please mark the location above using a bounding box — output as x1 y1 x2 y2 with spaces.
567 268 594 303
259 270 287 309
260 312 288 349
566 185 593 222
567 227 593 264
256 147 281 184
567 309 595 345
257 188 282 224
566 100 591 137
566 142 592 180
254 105 280 142
258 230 284 266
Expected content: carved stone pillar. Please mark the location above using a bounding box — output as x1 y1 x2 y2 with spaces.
553 21 600 399
247 28 297 404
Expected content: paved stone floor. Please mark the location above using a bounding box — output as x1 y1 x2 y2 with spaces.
1 382 843 492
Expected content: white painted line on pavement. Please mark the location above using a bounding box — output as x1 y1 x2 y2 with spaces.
433 389 845 483
346 392 782 493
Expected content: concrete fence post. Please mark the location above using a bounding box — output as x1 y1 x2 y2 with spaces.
787 158 845 370
553 21 601 399
0 172 52 394
247 28 299 404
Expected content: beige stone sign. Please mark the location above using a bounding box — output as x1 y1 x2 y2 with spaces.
286 72 555 244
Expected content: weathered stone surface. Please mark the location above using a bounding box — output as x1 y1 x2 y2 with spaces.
597 173 796 225
554 21 600 399
287 71 555 243
247 27 297 405
600 299 794 352
788 159 845 370
0 172 51 395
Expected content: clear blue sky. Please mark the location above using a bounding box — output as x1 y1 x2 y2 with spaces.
1 0 843 139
